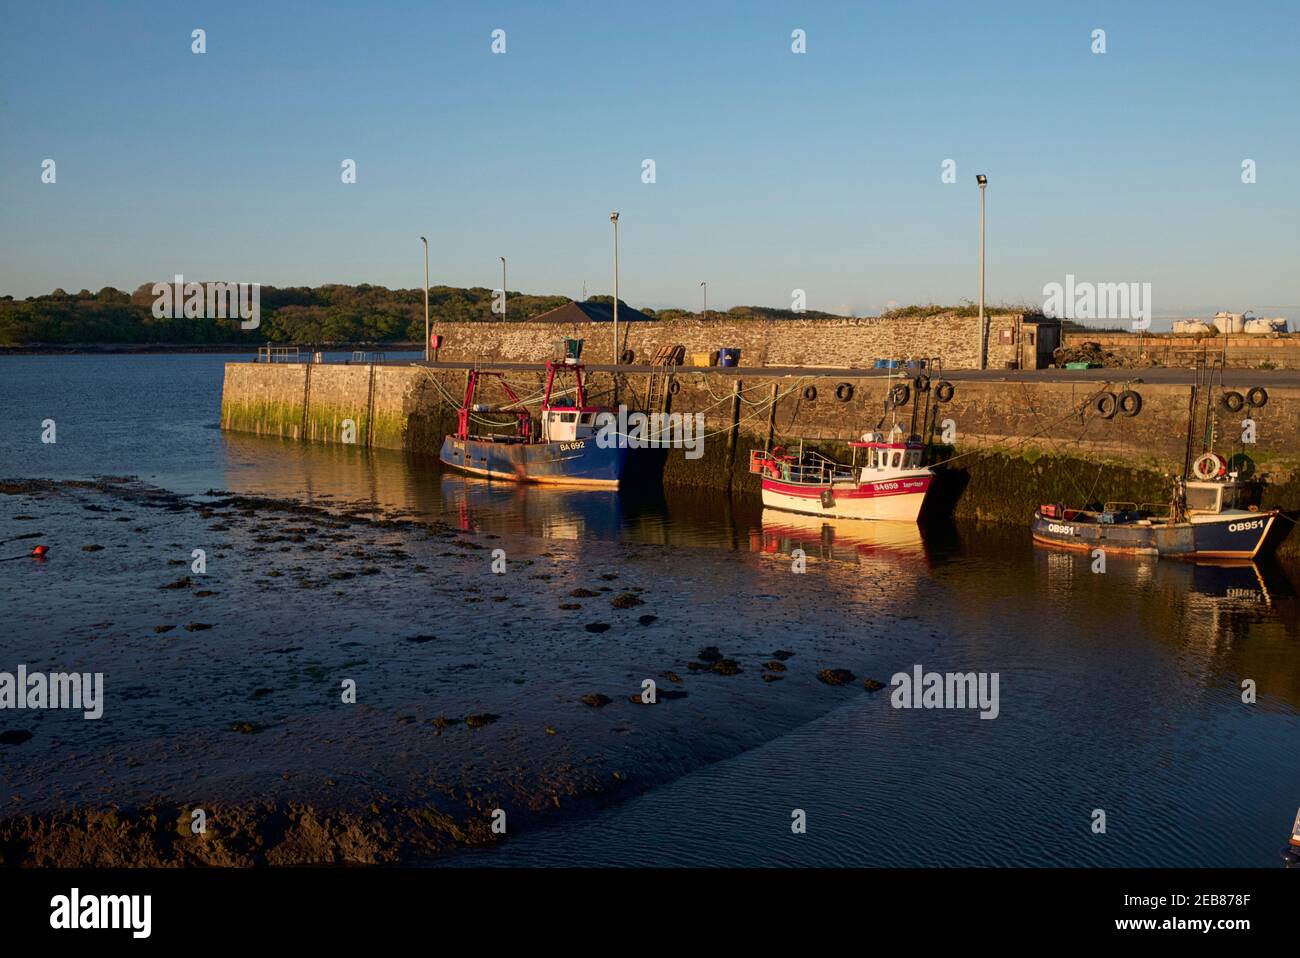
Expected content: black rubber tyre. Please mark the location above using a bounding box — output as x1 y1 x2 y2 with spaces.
888 383 911 407
620 349 635 365
913 374 931 392
667 379 680 396
934 380 955 402
835 382 854 402
1221 391 1246 413
803 385 818 402
1246 386 1268 409
1118 389 1142 417
1227 452 1256 480
1094 392 1118 419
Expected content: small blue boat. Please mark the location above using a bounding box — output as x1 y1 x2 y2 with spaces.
1033 468 1281 561
439 360 627 488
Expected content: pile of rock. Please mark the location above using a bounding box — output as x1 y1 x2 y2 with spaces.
1052 341 1133 368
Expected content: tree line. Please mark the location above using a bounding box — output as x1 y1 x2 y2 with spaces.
0 283 854 345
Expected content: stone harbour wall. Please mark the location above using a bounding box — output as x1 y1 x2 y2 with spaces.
426 313 1033 370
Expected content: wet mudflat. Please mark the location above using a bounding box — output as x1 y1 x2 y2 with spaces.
2 356 1299 867
0 478 907 865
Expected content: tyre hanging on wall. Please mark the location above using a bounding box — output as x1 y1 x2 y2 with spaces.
934 380 955 402
1093 392 1118 419
620 348 635 365
668 379 680 395
835 382 854 402
803 384 818 401
1118 389 1142 417
888 382 911 408
1221 391 1245 412
1246 386 1268 409
913 374 931 392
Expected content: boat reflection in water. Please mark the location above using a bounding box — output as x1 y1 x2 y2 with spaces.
1036 546 1293 611
753 508 955 569
439 472 623 540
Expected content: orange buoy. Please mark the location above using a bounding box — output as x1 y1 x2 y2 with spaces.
31 545 48 557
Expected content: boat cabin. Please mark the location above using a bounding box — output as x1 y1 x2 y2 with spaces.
848 432 926 479
540 403 603 442
1184 479 1260 516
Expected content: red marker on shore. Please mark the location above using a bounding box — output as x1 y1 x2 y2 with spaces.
0 544 48 562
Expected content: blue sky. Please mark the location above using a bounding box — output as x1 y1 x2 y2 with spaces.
2 0 1297 321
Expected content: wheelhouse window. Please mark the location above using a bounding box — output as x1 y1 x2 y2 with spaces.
1185 485 1221 512
891 451 902 468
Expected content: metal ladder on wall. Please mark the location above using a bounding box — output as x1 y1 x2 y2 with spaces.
644 344 685 414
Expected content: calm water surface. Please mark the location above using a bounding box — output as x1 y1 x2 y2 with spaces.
2 354 1298 866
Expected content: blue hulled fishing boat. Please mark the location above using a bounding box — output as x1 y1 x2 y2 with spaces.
439 357 627 488
1032 454 1281 561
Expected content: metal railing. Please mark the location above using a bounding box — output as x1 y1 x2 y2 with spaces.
751 449 855 485
256 345 301 363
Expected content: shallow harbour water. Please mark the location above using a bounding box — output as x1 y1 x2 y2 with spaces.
2 354 1298 867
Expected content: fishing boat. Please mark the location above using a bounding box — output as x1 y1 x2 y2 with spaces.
1032 454 1281 560
748 430 934 522
439 359 627 487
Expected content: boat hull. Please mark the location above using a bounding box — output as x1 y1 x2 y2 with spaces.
760 474 932 522
1032 510 1279 560
439 436 627 487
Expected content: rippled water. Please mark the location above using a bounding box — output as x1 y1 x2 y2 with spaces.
3 354 1299 866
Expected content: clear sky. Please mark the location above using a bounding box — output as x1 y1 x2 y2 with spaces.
2 0 1297 322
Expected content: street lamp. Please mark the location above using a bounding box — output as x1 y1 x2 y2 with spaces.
499 256 506 320
700 281 707 321
420 236 430 362
975 174 988 370
610 211 620 400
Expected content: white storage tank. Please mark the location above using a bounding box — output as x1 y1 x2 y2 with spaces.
1243 317 1288 334
1173 318 1214 335
1213 311 1246 334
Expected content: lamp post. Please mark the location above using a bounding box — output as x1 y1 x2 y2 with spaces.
420 236 430 362
700 281 707 321
975 174 988 370
610 211 620 401
499 256 507 320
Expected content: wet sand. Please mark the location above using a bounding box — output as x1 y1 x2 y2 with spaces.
0 478 903 865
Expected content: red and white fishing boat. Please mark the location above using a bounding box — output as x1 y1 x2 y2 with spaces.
748 431 934 522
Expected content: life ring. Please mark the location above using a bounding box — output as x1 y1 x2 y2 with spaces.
1118 389 1142 417
764 461 781 479
934 380 955 402
803 385 818 401
620 348 635 365
1246 386 1268 409
1093 392 1118 419
667 379 680 395
1221 391 1245 413
914 374 931 392
1191 452 1227 480
888 383 911 407
835 382 854 402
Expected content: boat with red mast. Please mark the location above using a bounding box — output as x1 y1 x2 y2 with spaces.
749 428 935 522
439 349 627 487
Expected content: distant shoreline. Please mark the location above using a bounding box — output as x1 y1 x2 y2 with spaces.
0 342 424 356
